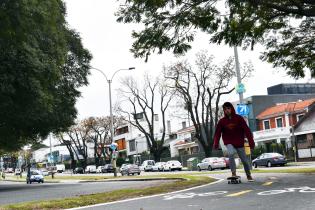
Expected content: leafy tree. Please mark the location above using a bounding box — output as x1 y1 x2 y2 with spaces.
116 0 314 78
0 0 92 150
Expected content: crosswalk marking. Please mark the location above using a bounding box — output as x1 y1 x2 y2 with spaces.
262 182 273 186
226 190 253 197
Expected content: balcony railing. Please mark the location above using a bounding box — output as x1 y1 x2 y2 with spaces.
253 127 291 140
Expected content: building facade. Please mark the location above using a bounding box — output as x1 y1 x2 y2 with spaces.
253 98 315 154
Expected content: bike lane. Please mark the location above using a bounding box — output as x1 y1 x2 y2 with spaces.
69 173 315 210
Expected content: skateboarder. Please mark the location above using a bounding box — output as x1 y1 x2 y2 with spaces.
213 102 255 182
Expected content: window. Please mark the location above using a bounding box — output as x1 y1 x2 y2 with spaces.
297 114 305 122
263 120 270 130
276 117 283 128
296 135 307 144
129 139 136 152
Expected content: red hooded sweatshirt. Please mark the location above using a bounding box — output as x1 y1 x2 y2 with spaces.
213 105 255 149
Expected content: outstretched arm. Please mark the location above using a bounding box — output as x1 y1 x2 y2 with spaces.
213 120 222 149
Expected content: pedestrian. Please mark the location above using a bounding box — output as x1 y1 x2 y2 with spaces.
213 102 255 181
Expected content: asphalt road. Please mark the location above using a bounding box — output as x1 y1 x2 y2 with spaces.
0 180 171 205
71 173 315 210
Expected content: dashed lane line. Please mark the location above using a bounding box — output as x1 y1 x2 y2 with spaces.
262 182 273 186
226 190 253 197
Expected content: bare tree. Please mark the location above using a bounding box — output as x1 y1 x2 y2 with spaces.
164 51 253 157
59 120 92 169
85 116 125 165
118 74 174 161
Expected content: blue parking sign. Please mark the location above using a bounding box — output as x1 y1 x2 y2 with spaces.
236 104 249 116
110 143 117 151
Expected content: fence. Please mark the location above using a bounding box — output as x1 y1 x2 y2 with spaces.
161 150 223 167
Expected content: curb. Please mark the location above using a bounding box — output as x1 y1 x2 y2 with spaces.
78 177 185 183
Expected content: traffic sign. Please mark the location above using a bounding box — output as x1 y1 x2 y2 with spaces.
236 83 246 94
110 143 117 151
236 104 249 116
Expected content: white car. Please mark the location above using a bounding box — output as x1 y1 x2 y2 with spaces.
27 170 44 184
40 169 49 176
197 157 226 171
141 160 155 172
152 162 166 171
96 166 105 173
164 160 182 171
85 165 97 173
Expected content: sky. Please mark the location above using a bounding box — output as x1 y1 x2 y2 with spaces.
64 0 313 122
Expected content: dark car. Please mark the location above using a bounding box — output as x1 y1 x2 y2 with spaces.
120 164 141 176
73 167 84 174
102 164 114 173
252 153 287 168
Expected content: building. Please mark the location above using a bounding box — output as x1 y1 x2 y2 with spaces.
113 116 171 159
293 105 315 161
237 83 315 131
267 83 315 95
253 98 315 153
170 125 199 157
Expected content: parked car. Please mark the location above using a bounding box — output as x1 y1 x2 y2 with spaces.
223 157 240 169
103 164 114 173
252 153 287 168
120 164 141 176
73 167 84 174
56 164 65 173
164 160 182 171
26 170 44 184
6 168 14 173
96 166 105 173
85 165 97 173
14 168 22 175
197 157 226 171
152 162 166 171
40 169 49 176
141 160 155 172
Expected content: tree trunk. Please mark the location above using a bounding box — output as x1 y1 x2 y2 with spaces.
203 145 213 157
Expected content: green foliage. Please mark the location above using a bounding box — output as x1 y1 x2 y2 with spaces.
116 0 314 77
252 145 266 158
0 0 92 150
116 157 125 167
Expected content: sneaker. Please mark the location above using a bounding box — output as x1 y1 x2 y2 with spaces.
247 175 254 182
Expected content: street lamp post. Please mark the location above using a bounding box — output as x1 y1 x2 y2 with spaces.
91 67 135 177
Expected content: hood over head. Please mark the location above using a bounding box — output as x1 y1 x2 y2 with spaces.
222 102 236 117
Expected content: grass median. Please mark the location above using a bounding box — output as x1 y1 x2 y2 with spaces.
1 174 215 210
251 168 315 174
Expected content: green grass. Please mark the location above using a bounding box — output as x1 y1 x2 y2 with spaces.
251 168 315 174
1 175 215 210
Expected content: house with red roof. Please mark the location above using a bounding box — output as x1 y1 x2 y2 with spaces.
253 98 315 154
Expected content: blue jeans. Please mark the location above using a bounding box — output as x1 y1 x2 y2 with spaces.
226 144 251 176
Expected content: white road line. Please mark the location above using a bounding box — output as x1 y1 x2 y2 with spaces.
67 178 224 210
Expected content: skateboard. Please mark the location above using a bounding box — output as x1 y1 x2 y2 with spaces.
227 176 241 184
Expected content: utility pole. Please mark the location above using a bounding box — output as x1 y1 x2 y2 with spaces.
234 46 252 169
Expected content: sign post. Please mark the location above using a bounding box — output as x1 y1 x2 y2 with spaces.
110 143 118 177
